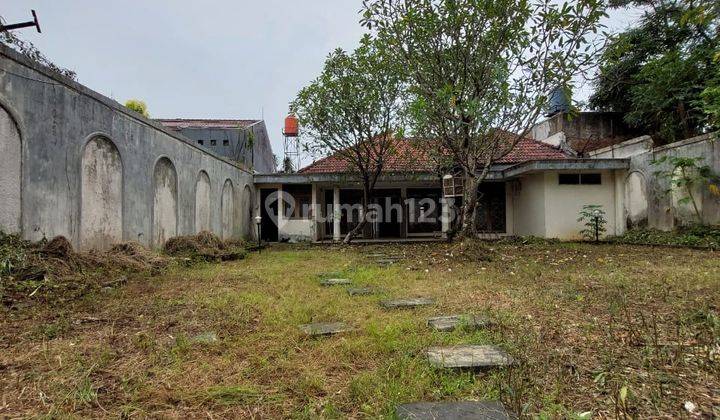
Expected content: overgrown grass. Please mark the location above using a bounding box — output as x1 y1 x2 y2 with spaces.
0 242 718 418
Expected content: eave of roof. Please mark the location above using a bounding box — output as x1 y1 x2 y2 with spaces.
254 158 630 184
156 118 262 129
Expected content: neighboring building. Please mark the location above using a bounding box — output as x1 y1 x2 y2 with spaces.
157 119 275 173
253 136 630 242
531 111 643 155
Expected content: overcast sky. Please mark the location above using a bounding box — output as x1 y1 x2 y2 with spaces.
2 1 641 165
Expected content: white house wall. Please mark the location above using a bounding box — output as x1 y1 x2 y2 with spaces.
513 170 623 239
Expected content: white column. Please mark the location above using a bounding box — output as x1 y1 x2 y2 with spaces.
441 196 452 238
333 186 341 241
311 184 319 241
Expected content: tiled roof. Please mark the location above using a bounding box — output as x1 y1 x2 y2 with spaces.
299 136 570 174
156 119 260 130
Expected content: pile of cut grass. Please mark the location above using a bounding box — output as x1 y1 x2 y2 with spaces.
0 232 167 308
164 231 247 262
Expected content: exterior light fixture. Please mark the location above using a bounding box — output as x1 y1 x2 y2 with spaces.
254 215 262 248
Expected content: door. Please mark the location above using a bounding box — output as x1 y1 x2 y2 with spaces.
260 189 278 242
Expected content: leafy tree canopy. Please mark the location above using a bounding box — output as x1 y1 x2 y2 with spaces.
590 0 720 144
362 0 606 236
124 99 149 118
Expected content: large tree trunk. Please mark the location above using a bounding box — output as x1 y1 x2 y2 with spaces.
458 172 480 238
342 179 372 244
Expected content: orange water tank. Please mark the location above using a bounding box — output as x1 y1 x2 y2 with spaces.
284 114 299 137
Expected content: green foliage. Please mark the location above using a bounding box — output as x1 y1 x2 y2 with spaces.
651 155 720 223
362 0 606 236
292 35 405 242
124 99 149 117
577 204 607 241
590 0 720 143
611 225 720 249
0 231 28 277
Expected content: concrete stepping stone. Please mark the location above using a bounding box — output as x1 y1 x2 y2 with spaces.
427 345 512 368
320 278 352 286
299 322 354 337
380 297 435 309
396 401 513 420
427 315 490 332
347 287 374 296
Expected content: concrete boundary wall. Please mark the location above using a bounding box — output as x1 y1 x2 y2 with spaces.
0 44 265 248
591 132 719 229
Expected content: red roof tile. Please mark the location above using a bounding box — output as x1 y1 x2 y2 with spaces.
156 119 260 130
299 136 569 174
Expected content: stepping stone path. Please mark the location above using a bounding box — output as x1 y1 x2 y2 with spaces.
381 297 435 309
320 278 352 286
427 345 513 368
192 331 219 344
299 322 354 337
396 401 513 420
427 315 490 332
347 287 374 296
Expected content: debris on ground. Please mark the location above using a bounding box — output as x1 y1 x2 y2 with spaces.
0 232 169 308
164 231 247 262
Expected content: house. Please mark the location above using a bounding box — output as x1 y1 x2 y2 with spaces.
157 119 276 173
253 133 631 242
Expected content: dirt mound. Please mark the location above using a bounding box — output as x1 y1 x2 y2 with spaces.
164 231 246 262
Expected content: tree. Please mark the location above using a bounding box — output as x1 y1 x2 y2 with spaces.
125 99 149 117
292 35 405 244
362 0 606 237
590 0 720 143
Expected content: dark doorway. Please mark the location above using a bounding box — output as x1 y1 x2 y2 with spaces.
476 183 506 233
260 189 279 242
407 188 442 235
323 189 334 239
340 189 364 237
374 189 403 238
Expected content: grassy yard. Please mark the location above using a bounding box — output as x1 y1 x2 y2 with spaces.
1 242 718 418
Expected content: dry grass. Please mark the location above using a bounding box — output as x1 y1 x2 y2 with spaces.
0 242 718 418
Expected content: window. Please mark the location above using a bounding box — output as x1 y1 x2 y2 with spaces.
210 140 217 146
282 185 312 219
197 140 204 146
559 173 601 185
581 173 602 185
223 139 230 147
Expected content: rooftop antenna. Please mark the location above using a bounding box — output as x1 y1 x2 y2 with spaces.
1 10 42 33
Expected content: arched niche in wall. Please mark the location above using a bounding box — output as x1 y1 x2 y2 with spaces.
152 157 178 247
624 171 648 228
195 170 211 233
241 185 253 238
221 179 234 240
0 105 21 234
80 135 123 250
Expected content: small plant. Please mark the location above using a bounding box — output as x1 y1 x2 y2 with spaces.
578 205 607 242
651 155 720 224
124 99 149 117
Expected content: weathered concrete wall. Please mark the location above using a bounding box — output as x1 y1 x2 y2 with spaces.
221 179 234 240
80 136 123 250
591 132 719 229
532 112 643 153
0 105 21 233
152 157 178 246
194 171 211 233
0 43 267 248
